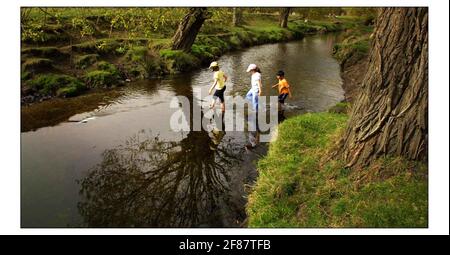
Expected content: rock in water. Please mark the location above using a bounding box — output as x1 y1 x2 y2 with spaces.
78 116 97 124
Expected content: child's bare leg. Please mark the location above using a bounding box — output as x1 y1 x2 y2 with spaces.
209 99 215 109
220 102 225 112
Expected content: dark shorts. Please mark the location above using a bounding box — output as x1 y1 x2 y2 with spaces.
278 93 289 104
213 86 226 103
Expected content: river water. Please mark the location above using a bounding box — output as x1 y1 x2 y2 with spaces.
21 33 344 227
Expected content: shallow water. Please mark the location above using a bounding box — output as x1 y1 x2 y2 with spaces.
21 33 344 227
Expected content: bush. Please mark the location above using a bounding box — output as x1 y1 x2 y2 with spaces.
21 71 32 81
21 47 66 59
328 102 350 114
27 74 86 96
126 46 148 62
159 49 200 72
74 54 99 69
125 47 166 77
289 22 319 34
190 44 215 63
56 82 87 97
71 41 98 53
194 36 228 53
71 39 121 55
235 31 254 46
333 36 371 65
148 39 171 51
22 58 53 72
97 61 119 75
84 70 117 88
228 35 242 49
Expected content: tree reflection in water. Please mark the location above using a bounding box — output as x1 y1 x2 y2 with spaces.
78 114 242 227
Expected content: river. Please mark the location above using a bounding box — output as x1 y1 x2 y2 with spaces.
21 33 344 227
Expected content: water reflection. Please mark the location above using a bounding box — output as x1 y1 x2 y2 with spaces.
78 113 241 227
244 112 260 150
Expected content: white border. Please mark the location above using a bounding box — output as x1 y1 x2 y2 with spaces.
1 0 448 235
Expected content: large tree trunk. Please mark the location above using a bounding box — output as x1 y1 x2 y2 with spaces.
279 8 291 28
172 8 210 52
338 8 428 168
232 7 243 27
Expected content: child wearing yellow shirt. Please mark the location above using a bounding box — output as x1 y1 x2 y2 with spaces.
208 61 228 112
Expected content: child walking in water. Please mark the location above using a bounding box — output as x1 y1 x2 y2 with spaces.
272 70 292 111
208 61 228 112
245 64 262 111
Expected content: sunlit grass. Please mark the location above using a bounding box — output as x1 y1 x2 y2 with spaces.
247 112 428 228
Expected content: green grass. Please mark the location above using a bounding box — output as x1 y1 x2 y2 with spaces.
96 61 119 75
333 35 371 64
83 70 118 87
21 47 65 59
330 15 373 65
22 58 53 72
159 49 200 72
126 46 149 61
56 81 87 97
122 46 166 77
27 74 86 96
71 39 121 55
247 112 428 228
74 54 99 69
328 102 350 114
149 38 171 51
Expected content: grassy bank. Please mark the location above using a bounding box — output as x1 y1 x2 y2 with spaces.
332 23 372 70
332 23 373 102
246 109 428 227
21 12 364 103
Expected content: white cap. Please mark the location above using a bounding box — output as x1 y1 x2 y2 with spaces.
246 64 257 72
209 61 219 69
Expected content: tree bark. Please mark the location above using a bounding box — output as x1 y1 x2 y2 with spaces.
172 8 210 52
232 7 243 27
279 8 291 28
338 8 428 168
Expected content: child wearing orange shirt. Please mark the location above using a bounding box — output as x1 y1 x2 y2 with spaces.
271 70 292 109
